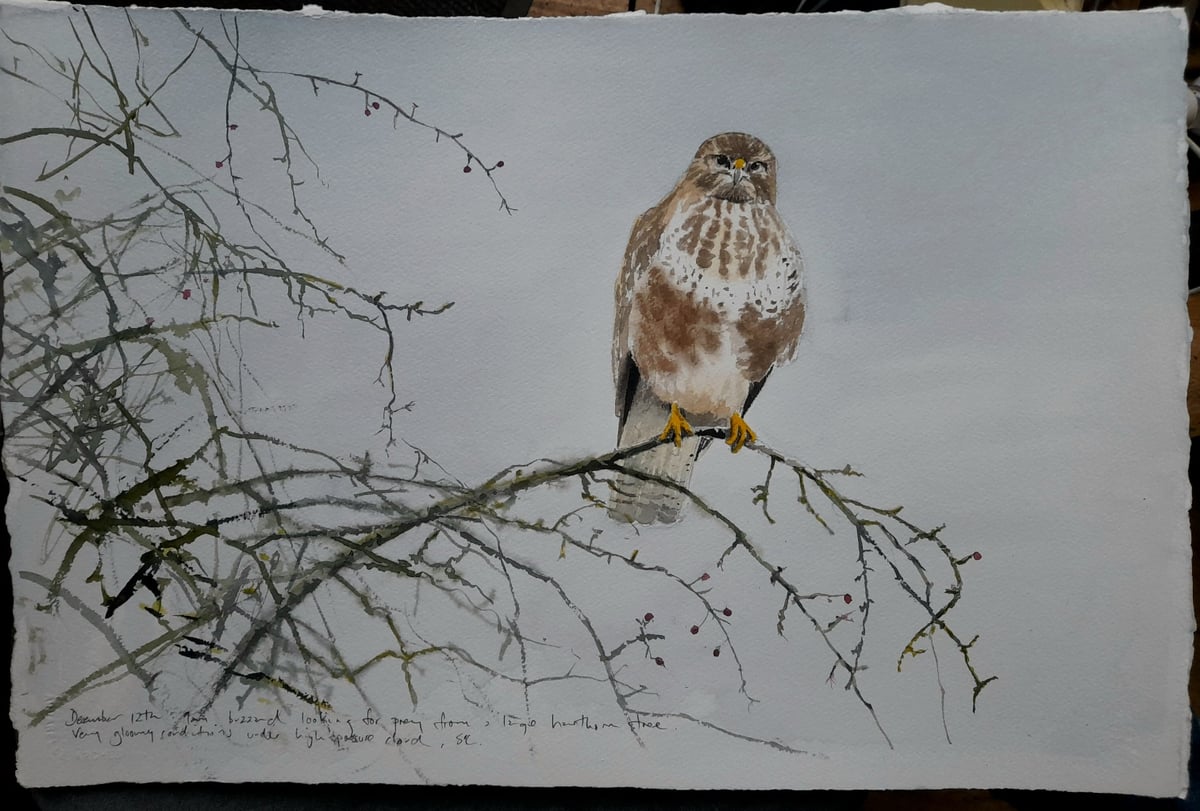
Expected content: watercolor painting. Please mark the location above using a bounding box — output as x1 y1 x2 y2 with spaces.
2 2 1191 795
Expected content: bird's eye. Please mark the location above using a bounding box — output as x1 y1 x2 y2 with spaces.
714 154 731 169
749 161 767 173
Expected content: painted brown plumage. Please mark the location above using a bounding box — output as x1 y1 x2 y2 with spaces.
610 132 806 525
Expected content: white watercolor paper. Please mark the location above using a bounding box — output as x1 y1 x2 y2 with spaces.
1 1 1192 795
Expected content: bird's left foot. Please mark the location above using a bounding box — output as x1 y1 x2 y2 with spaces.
726 413 757 453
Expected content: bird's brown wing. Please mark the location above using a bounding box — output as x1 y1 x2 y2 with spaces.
614 203 670 434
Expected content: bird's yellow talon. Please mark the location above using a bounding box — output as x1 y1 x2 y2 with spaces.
659 403 694 448
726 413 756 453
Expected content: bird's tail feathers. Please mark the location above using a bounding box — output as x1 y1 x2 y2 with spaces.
608 401 700 525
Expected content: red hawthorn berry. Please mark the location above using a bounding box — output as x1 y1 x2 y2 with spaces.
973 551 982 561
655 657 664 667
690 625 699 635
643 612 654 623
215 160 223 169
712 648 721 658
843 594 853 605
364 108 372 116
182 289 192 300
371 101 380 109
700 573 710 582
496 160 505 168
722 607 732 617
145 317 155 326
463 165 472 173
228 124 238 130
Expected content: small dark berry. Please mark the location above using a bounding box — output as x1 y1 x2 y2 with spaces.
843 594 853 605
463 165 472 173
973 551 982 561
496 160 505 168
655 657 664 667
145 317 155 326
712 648 721 658
643 612 654 623
690 625 699 635
371 101 380 109
364 108 371 116
700 573 710 581
722 607 732 617
214 160 223 169
228 124 238 130
182 289 192 300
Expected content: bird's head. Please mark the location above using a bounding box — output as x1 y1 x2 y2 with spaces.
685 132 777 205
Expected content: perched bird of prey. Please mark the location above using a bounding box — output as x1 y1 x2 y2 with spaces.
610 132 807 525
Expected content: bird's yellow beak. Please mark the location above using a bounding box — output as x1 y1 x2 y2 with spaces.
733 158 746 170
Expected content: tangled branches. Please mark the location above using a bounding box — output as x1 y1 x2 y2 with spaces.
14 420 992 750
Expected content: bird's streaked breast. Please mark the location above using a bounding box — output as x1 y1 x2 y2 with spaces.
658 198 802 312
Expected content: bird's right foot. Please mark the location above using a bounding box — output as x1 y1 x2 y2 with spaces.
658 403 694 448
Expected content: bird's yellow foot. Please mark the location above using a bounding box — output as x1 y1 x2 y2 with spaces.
726 413 757 453
658 403 694 448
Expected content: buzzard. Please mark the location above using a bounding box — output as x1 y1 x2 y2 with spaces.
610 132 807 524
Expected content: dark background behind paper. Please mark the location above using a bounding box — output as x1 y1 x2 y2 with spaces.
4 0 1198 807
